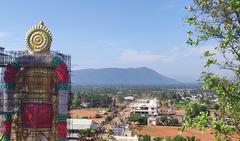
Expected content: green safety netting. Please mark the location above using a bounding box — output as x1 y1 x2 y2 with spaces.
51 57 62 69
10 60 21 70
2 113 12 121
2 83 16 90
57 84 69 90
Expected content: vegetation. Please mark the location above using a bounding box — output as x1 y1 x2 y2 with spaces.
160 116 168 125
105 129 114 139
160 116 179 126
185 102 208 119
71 91 112 108
183 0 240 140
128 114 148 125
101 116 113 125
78 129 97 140
140 135 200 141
168 118 180 126
139 135 151 141
105 116 113 123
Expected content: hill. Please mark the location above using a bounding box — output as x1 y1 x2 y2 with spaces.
71 67 181 86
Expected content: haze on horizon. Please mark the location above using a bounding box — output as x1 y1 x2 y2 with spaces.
0 0 220 83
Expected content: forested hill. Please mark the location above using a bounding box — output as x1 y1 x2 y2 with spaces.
72 67 181 86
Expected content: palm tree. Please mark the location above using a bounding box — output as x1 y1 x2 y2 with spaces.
186 136 200 141
78 130 87 141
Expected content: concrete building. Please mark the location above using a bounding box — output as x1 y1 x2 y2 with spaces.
67 119 98 140
124 96 134 101
113 135 138 141
130 99 158 115
113 125 138 141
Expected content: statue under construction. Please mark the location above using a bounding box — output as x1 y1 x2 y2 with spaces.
0 21 71 141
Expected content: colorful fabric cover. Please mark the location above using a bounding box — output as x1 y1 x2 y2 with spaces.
55 63 69 83
57 123 67 139
1 57 70 140
3 64 17 83
21 103 53 128
0 113 12 141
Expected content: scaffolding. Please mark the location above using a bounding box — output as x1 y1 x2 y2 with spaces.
0 48 71 141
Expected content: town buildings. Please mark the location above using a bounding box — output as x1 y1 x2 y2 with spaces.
113 125 138 141
130 99 158 115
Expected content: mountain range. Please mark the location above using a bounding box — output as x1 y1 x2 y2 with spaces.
71 67 181 86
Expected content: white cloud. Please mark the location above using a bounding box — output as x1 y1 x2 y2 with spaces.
0 32 9 38
120 45 216 64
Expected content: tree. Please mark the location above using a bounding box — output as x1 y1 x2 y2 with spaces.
78 129 97 140
183 0 240 140
153 137 164 141
128 114 141 123
171 135 187 141
138 116 148 125
128 114 147 125
105 116 113 123
139 135 151 141
185 102 208 119
157 96 163 106
186 136 200 141
168 118 179 126
213 103 220 111
160 116 168 126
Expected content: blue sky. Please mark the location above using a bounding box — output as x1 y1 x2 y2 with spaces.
0 0 214 82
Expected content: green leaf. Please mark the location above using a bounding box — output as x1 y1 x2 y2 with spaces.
204 50 215 57
204 59 217 67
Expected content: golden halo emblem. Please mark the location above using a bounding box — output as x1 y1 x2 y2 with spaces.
26 21 52 54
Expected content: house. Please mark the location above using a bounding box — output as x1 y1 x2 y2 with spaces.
67 118 98 140
130 99 158 115
113 125 138 141
124 96 134 101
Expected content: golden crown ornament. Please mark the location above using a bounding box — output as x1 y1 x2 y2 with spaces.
26 21 52 54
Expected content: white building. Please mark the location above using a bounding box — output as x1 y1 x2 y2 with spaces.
113 125 138 141
124 96 134 101
130 99 158 115
113 135 138 141
67 118 98 130
67 119 98 140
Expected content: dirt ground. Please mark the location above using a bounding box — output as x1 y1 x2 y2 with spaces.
69 108 110 123
69 109 98 118
133 125 215 141
175 109 186 115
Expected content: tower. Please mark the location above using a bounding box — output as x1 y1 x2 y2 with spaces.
0 21 71 141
